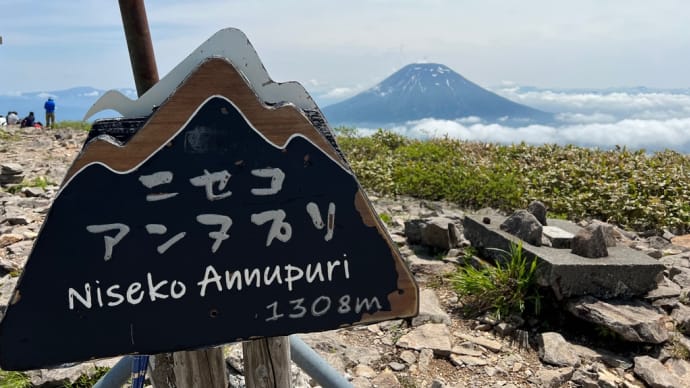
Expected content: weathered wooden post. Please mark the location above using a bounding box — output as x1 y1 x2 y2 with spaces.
243 337 291 387
0 28 418 388
117 0 159 96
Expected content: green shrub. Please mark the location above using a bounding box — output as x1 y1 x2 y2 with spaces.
6 176 54 194
370 129 408 150
0 129 19 141
450 242 540 320
0 370 31 388
62 366 110 388
337 130 690 232
379 212 393 225
339 133 400 195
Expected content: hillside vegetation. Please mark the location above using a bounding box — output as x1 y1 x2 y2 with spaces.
337 129 690 233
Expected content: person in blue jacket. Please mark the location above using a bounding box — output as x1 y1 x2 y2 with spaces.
44 97 56 129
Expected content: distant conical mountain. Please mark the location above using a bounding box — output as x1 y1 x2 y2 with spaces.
323 63 552 126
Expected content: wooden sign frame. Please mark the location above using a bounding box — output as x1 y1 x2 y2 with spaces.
0 31 418 371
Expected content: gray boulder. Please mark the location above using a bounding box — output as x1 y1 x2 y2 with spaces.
648 235 672 250
527 200 547 225
571 225 609 258
537 332 581 367
587 220 617 247
404 219 425 245
499 210 542 246
634 356 684 388
411 288 451 327
567 296 669 344
404 217 459 250
670 267 690 288
0 163 24 185
0 163 23 175
422 217 459 250
671 304 690 334
396 323 452 356
665 358 690 382
534 367 574 388
570 369 599 388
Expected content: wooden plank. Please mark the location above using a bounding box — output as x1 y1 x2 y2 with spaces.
172 346 227 388
150 353 177 388
243 337 291 388
149 347 228 388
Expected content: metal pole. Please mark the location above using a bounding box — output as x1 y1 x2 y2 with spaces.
289 335 353 388
97 337 353 388
118 0 159 96
93 356 132 388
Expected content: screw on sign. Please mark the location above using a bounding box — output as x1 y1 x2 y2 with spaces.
0 28 418 372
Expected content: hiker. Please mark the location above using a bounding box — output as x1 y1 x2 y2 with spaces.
7 111 19 125
44 97 56 129
20 112 35 128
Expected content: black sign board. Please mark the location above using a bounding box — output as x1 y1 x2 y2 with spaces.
0 56 418 370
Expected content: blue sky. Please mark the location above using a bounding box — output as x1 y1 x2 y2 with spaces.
2 0 690 102
5 1 690 153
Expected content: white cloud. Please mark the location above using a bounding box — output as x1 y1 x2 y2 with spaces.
457 116 482 124
494 87 690 121
360 117 690 153
314 83 373 105
322 87 357 99
79 91 100 97
555 112 617 124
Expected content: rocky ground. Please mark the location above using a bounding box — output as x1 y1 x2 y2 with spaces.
2 125 690 387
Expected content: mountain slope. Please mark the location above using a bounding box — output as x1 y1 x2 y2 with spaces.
323 63 552 126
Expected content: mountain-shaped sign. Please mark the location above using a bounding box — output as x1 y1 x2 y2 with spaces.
0 55 417 370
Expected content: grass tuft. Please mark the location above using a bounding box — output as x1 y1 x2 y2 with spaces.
450 241 540 320
6 176 55 194
55 121 92 131
0 370 31 388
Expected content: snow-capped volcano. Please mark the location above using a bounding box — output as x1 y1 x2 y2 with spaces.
323 63 551 126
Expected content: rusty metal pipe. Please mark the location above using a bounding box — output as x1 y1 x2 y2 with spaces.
118 0 159 97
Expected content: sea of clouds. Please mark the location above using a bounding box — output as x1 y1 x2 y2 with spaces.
356 86 690 153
